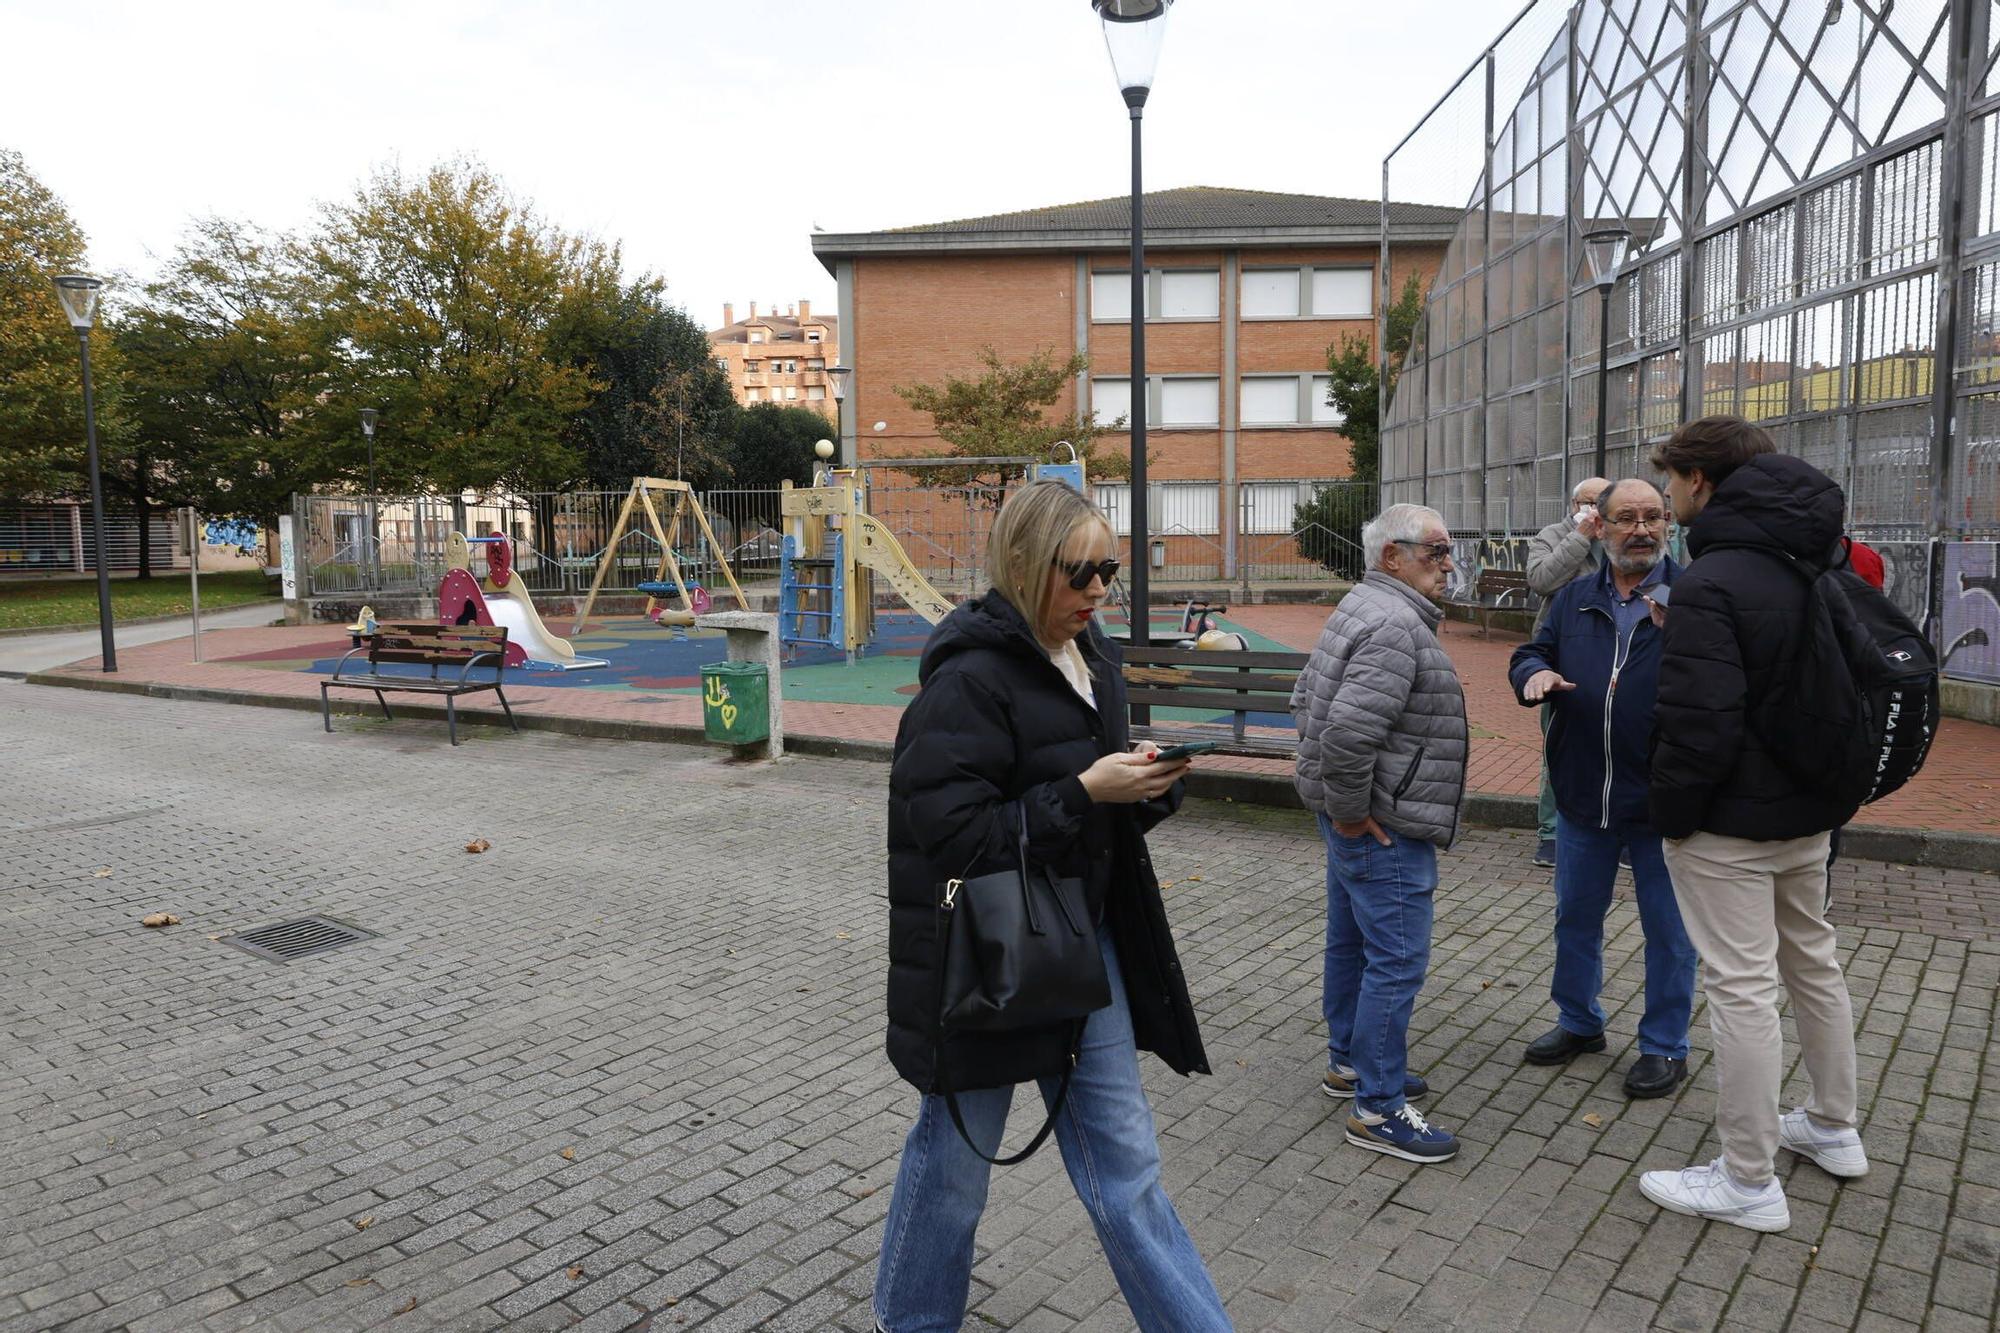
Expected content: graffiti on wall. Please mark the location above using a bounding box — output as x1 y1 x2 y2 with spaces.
1941 542 2000 686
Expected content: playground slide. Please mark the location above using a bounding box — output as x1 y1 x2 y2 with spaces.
483 591 608 671
851 512 955 624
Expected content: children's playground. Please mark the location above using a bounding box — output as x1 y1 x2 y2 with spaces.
210 468 1303 727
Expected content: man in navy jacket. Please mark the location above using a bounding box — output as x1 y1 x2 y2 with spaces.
1508 479 1698 1100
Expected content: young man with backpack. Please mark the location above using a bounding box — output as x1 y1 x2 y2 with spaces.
1639 415 1935 1232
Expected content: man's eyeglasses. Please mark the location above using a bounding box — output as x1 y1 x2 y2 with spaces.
1394 539 1454 564
1606 512 1668 531
1053 557 1120 590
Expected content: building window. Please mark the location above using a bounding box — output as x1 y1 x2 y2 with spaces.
1091 268 1219 321
1240 375 1303 425
713 357 729 371
806 330 823 342
808 385 826 400
1158 271 1218 319
1242 482 1305 534
1239 266 1375 319
807 357 825 369
1091 376 1132 427
1311 267 1372 318
1159 482 1220 535
1241 269 1302 318
749 331 765 343
1309 374 1348 425
785 386 798 399
1093 482 1131 536
746 388 761 401
745 360 761 372
1160 376 1219 426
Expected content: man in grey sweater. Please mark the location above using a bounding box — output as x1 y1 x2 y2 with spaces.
1292 503 1469 1164
1524 477 1608 866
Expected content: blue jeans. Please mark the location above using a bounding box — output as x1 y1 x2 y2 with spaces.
873 936 1229 1333
1551 813 1698 1059
1319 815 1437 1116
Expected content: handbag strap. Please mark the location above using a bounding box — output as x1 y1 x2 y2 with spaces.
940 1021 1083 1166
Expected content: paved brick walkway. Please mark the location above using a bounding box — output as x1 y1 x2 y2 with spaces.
4 681 1998 1331
33 611 2000 838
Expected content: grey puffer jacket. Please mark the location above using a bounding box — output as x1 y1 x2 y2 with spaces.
1291 572 1469 848
1526 517 1600 633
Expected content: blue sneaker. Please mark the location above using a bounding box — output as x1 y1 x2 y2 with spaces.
1346 1103 1459 1163
1322 1064 1429 1102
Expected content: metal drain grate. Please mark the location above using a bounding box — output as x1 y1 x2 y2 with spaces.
220 916 376 964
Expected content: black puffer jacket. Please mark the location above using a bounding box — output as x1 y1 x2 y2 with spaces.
884 591 1210 1094
1649 453 1863 840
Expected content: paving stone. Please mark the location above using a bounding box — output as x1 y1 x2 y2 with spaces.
0 682 1995 1331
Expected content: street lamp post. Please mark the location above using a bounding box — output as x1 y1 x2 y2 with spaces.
1581 227 1631 480
359 407 381 589
53 275 115 672
1094 0 1172 650
828 364 852 466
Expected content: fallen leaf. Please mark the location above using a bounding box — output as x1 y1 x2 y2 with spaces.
834 931 852 940
354 1215 374 1230
1159 880 1176 889
393 1296 416 1315
94 868 113 878
1581 1113 1603 1128
464 838 491 854
1187 875 1203 882
345 1277 374 1289
566 1265 585 1280
141 913 181 928
207 934 223 942
1481 980 1492 989
560 1147 575 1161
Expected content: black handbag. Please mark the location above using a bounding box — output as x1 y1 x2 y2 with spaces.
934 803 1111 1164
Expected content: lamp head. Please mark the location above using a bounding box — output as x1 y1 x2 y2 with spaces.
814 439 835 460
828 363 851 402
53 274 104 331
359 407 380 437
1092 0 1173 109
1580 227 1632 291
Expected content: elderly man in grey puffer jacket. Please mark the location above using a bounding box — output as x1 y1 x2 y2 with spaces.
1292 502 1469 1165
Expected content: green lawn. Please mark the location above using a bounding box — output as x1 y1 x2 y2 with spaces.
0 571 277 630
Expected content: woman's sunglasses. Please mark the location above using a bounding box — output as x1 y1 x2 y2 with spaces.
1053 557 1120 590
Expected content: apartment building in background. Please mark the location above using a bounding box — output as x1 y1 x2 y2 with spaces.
707 300 841 417
808 187 1454 572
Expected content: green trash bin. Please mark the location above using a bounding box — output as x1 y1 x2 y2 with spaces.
700 659 770 745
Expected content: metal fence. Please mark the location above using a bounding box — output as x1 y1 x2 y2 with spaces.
0 504 186 575
292 478 1375 604
1383 0 2000 684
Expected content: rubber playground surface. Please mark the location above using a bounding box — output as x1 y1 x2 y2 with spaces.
212 609 1302 726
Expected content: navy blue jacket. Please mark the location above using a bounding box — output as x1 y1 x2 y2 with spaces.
1509 557 1681 830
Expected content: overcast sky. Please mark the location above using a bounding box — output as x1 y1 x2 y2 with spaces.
4 0 1522 331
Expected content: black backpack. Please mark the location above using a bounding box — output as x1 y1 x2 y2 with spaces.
1737 546 1939 808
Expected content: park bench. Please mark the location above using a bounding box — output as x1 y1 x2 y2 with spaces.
1121 644 1309 760
320 621 518 746
1452 566 1533 638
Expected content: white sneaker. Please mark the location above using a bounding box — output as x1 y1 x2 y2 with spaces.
1638 1157 1791 1232
1779 1107 1869 1178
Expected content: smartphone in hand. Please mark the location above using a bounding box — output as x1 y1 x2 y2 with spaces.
1150 740 1219 762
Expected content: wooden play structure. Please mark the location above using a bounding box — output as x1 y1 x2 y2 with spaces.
569 477 749 633
779 469 954 659
439 532 607 670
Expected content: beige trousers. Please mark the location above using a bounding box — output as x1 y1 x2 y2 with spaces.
1661 829 1858 1186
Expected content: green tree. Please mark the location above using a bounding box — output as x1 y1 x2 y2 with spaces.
893 346 1127 489
115 217 338 528
726 402 830 490
296 160 613 495
559 281 735 490
0 149 112 499
1321 269 1427 487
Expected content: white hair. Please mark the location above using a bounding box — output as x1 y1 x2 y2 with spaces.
1362 503 1445 571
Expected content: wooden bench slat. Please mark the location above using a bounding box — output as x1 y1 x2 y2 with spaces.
1121 646 1310 671
1127 668 1303 693
1126 686 1298 714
